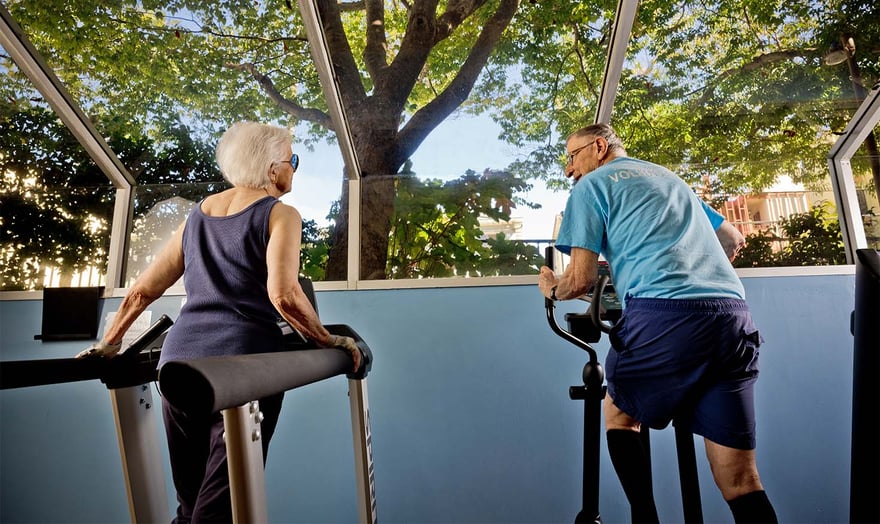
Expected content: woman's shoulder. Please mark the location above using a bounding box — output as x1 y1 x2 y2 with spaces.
268 200 302 227
198 189 234 212
270 200 300 216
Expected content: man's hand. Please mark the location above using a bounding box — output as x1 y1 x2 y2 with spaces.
75 340 123 359
539 266 559 300
326 334 362 373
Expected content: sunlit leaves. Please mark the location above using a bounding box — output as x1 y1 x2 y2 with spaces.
386 167 541 278
734 202 846 267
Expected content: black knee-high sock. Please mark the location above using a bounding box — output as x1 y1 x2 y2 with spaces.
606 429 659 523
727 490 777 524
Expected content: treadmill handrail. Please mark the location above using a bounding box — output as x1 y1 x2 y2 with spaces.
158 327 373 414
0 315 173 390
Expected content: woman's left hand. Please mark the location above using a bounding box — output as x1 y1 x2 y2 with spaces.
328 335 362 373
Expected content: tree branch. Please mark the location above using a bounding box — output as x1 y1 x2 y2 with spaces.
363 0 388 80
109 14 309 44
435 0 489 43
315 0 368 109
393 0 519 166
695 48 820 104
338 0 365 12
225 62 335 131
375 0 440 103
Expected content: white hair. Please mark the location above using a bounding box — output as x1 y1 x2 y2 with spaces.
215 122 292 189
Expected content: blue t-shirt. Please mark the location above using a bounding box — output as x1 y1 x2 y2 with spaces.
554 157 744 305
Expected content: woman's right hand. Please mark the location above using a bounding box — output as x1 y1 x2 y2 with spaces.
325 334 362 373
75 340 123 359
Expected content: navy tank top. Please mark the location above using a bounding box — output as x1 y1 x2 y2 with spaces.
160 196 283 365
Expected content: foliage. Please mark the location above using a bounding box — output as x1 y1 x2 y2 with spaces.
734 203 847 268
386 167 542 278
0 102 224 290
498 0 879 193
0 105 112 290
3 0 878 281
479 232 546 276
300 218 330 281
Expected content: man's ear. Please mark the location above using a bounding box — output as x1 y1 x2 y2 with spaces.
596 137 608 159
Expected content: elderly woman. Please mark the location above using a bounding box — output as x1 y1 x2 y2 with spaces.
76 121 360 523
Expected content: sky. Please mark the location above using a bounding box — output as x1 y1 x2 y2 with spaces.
282 112 571 240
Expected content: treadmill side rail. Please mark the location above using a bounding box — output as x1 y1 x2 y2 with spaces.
109 385 170 524
224 401 269 524
349 378 378 524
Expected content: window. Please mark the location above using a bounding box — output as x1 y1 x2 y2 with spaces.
3 0 876 294
3 1 345 287
615 0 878 267
0 51 115 291
326 1 615 280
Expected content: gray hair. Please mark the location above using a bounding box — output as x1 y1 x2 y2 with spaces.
215 122 292 189
569 123 627 156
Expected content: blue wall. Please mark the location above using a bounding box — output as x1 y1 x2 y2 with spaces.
0 274 856 523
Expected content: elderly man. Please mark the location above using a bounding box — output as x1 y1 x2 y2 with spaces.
539 123 776 523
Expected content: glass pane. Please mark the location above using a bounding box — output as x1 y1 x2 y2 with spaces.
853 148 880 250
1 46 114 291
614 0 879 267
328 1 614 279
6 1 346 283
280 132 348 282
370 116 566 279
128 183 214 288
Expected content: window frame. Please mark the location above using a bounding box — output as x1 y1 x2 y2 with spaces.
0 1 872 300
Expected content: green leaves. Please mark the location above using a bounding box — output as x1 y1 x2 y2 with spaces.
385 168 541 278
5 0 877 279
733 202 847 267
0 102 223 290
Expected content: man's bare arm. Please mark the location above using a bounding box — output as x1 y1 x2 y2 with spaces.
716 222 745 262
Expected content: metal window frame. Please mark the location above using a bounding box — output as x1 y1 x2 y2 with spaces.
0 3 134 293
828 82 880 264
297 0 363 286
595 0 639 125
2 1 872 298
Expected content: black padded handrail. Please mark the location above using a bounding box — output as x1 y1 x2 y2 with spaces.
159 347 354 414
158 324 373 414
1 356 111 389
0 315 173 390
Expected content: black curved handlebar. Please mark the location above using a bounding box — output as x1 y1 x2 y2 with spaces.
544 247 599 364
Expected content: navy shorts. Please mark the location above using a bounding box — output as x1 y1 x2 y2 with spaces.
605 297 762 450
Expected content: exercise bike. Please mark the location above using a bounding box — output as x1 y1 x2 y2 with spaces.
544 247 703 524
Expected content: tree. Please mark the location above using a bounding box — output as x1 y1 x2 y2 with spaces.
6 0 523 280
4 0 878 281
0 105 113 290
0 102 224 290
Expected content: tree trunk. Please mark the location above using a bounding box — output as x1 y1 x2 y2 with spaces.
323 97 408 281
324 173 398 281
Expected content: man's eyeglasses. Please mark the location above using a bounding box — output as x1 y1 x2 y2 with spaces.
276 153 299 172
566 139 597 166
